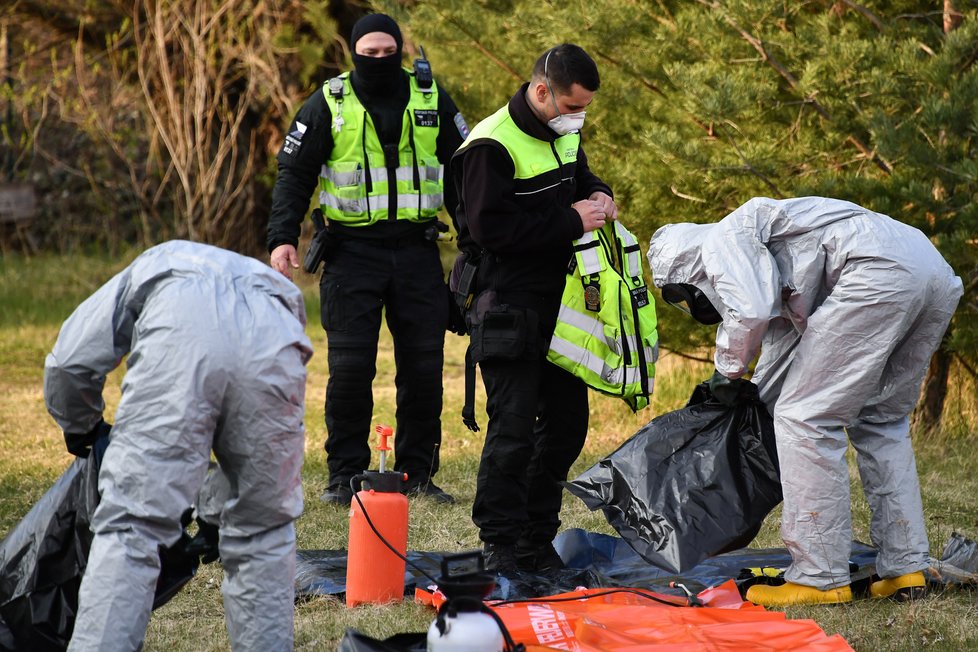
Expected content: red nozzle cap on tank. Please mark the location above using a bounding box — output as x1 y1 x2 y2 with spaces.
375 424 393 452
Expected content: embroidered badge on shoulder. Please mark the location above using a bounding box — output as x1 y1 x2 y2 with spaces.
282 121 307 156
454 112 470 139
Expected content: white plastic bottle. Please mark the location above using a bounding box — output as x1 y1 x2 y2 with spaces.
426 610 504 652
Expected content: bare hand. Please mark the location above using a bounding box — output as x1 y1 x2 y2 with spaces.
589 191 618 222
270 244 299 280
573 199 609 233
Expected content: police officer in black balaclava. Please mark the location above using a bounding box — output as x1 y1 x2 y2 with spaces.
349 13 404 93
267 14 470 505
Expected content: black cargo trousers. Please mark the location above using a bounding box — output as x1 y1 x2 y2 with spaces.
469 295 589 549
319 234 448 489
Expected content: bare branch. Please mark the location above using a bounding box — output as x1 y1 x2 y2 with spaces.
657 347 714 364
670 185 707 203
845 135 894 173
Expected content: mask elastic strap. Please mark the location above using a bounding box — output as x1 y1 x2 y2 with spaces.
543 48 563 119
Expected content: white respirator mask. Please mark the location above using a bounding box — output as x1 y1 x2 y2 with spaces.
544 49 586 135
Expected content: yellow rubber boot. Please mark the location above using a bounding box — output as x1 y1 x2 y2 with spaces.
746 582 853 607
870 571 927 600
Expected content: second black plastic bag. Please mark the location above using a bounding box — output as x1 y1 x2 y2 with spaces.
564 382 781 573
0 432 211 652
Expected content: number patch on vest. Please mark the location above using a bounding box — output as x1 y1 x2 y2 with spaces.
584 281 601 312
631 286 649 308
414 109 439 127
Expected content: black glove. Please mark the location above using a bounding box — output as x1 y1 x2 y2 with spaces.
706 370 753 406
446 283 468 336
64 418 111 458
186 517 221 564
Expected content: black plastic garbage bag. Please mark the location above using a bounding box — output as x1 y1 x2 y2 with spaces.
565 382 781 573
338 630 427 652
0 433 211 651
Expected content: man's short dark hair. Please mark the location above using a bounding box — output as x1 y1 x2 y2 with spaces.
531 44 600 94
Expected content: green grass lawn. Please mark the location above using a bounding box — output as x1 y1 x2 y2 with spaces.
1 252 976 651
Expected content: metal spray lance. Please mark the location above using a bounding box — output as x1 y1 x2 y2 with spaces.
375 424 393 473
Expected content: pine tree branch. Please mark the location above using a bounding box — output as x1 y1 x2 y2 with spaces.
434 12 522 82
956 40 978 75
844 135 893 173
593 50 666 97
652 0 676 26
963 269 978 296
717 121 783 196
840 0 884 32
697 0 894 175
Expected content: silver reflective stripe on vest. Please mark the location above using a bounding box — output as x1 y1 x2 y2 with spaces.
549 335 623 384
623 331 659 365
575 232 603 275
615 222 643 277
399 192 444 211
321 164 442 186
318 191 444 213
318 191 368 214
557 304 621 354
399 165 443 184
635 339 659 366
320 164 363 187
559 303 658 366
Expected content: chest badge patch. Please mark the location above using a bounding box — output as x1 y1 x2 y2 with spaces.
414 109 439 127
584 281 601 312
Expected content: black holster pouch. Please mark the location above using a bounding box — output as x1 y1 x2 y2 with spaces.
461 305 538 432
469 306 536 362
303 208 329 274
454 257 480 314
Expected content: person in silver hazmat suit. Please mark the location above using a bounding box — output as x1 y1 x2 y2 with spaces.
647 196 962 607
43 240 313 651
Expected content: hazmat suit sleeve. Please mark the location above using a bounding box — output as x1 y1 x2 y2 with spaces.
703 199 784 378
44 265 141 435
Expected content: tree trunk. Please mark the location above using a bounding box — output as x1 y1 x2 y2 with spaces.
911 345 952 436
910 0 965 436
945 0 963 34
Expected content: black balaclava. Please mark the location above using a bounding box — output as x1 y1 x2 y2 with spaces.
350 13 404 94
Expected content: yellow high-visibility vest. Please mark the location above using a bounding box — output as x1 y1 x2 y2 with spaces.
319 71 443 225
548 221 659 411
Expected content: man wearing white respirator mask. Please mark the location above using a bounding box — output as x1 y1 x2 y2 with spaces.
450 43 616 577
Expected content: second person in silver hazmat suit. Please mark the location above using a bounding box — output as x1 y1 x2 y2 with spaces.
43 240 313 651
647 196 962 606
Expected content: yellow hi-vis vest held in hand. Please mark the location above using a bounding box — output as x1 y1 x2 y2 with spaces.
319 71 443 225
547 221 659 411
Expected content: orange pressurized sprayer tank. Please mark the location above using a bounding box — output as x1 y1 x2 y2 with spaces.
345 425 409 608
